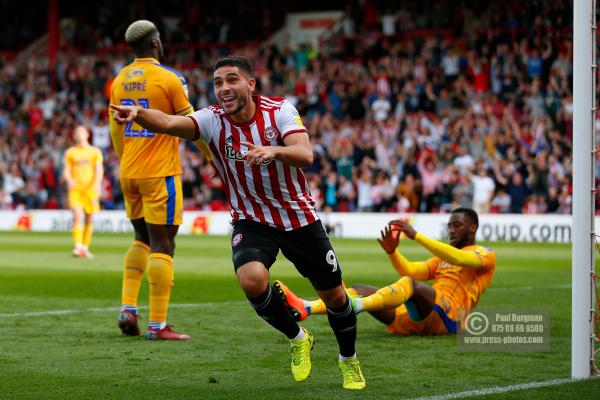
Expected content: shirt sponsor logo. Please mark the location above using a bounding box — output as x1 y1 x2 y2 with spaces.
224 142 272 165
224 144 245 161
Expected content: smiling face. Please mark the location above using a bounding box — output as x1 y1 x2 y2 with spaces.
213 65 256 117
447 212 477 248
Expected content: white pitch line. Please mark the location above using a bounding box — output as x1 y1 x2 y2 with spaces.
405 377 583 400
0 301 246 318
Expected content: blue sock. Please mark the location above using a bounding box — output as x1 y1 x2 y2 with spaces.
405 299 422 321
121 305 137 316
148 321 166 330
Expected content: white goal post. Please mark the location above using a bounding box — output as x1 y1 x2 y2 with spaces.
572 0 596 379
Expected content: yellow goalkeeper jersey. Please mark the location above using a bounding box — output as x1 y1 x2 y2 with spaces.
424 245 496 310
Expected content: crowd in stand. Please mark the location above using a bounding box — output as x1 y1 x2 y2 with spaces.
0 0 579 215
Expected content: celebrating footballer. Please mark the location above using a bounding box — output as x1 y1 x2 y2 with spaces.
111 55 366 390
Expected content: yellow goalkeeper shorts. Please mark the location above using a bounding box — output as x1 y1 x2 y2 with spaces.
386 290 460 335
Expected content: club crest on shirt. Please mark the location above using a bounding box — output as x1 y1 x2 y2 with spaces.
232 233 243 246
264 127 277 141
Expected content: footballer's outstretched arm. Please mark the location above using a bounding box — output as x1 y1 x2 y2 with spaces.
414 232 482 269
390 220 483 269
110 104 197 140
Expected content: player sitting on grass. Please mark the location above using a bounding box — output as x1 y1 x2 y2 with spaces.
275 208 496 335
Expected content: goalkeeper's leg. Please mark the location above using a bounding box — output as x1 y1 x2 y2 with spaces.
349 284 396 325
274 280 362 320
354 279 437 323
353 277 414 313
276 277 436 326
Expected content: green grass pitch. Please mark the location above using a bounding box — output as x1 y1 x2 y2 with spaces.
0 231 599 399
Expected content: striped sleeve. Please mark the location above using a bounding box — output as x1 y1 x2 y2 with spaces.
276 100 307 139
188 108 214 143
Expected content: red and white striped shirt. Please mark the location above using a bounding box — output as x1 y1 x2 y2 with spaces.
189 95 319 231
